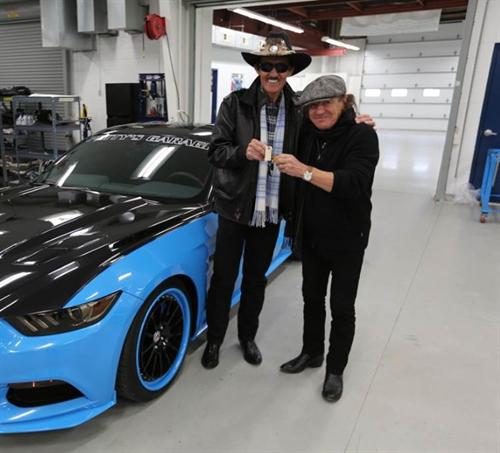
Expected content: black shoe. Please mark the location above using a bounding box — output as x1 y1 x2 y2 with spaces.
239 339 262 365
280 352 323 374
201 342 220 369
322 373 343 402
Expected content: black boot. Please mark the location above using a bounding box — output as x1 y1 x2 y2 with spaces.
280 352 323 374
239 339 262 365
201 342 220 369
322 373 343 402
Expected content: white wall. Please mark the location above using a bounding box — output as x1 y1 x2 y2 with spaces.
71 0 198 132
322 38 366 103
72 17 367 130
210 40 363 117
158 0 197 124
71 32 163 132
211 45 260 110
194 7 213 124
446 0 499 196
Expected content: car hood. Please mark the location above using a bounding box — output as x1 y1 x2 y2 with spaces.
0 184 206 317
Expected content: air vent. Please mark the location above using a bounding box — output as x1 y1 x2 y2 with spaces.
7 380 83 407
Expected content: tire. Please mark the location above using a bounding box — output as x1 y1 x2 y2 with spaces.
116 280 191 402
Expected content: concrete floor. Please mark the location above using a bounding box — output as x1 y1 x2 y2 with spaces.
1 131 499 452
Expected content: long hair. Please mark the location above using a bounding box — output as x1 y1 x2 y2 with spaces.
345 94 358 113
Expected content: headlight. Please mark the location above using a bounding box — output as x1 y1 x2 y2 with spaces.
5 291 121 336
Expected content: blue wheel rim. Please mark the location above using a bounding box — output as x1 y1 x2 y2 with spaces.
136 287 190 391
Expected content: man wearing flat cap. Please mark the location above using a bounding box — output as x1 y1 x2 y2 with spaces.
274 75 379 402
202 32 309 369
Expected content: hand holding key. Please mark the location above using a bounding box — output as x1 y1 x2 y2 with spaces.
246 139 267 161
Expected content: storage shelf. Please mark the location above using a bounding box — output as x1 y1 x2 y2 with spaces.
16 150 60 161
0 108 7 184
13 94 81 164
16 123 80 132
13 95 80 103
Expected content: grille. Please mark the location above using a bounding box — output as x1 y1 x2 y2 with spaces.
7 380 83 407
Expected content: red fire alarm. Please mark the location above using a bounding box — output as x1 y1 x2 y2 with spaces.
144 14 166 40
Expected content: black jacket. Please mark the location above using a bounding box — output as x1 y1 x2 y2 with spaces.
208 77 301 225
294 108 379 255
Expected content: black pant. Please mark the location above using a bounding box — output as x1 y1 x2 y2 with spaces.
301 243 365 375
206 216 280 345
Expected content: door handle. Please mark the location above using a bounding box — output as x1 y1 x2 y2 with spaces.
484 129 498 137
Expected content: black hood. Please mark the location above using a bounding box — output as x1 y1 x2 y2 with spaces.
0 184 208 317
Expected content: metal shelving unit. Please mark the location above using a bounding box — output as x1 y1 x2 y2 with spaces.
0 108 7 185
13 95 81 162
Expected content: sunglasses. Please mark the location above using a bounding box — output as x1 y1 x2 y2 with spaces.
258 62 291 73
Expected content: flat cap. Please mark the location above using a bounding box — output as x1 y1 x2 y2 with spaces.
298 75 347 108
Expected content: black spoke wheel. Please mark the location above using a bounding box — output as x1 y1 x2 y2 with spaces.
117 280 191 402
138 294 184 384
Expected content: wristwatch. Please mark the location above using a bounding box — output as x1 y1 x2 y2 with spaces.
303 166 313 182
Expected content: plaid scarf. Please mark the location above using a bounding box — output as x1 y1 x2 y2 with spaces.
250 95 285 227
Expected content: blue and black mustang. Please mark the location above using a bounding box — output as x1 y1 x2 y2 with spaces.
0 124 290 433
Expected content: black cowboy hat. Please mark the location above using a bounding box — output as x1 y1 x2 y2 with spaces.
241 32 311 76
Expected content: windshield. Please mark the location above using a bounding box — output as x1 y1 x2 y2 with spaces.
42 133 212 201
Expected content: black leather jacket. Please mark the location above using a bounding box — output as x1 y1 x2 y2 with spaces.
208 77 301 225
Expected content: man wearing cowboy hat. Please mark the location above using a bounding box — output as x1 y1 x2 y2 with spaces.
201 32 308 369
202 32 373 369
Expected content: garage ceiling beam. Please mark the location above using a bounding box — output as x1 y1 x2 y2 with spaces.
346 2 363 13
286 6 309 18
307 47 346 56
213 9 327 49
213 0 468 49
253 0 468 21
184 0 311 7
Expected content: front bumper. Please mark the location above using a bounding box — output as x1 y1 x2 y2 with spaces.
0 291 141 433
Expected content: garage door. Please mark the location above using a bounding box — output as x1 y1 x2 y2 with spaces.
0 21 71 153
0 21 66 94
359 23 462 131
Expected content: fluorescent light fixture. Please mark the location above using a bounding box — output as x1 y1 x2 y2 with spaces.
365 89 381 97
423 88 440 97
232 8 304 34
391 88 408 97
321 36 360 51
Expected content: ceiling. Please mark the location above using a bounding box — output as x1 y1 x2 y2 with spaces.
212 0 469 50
